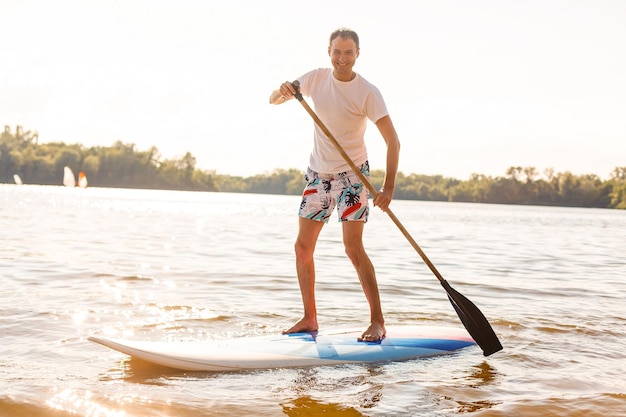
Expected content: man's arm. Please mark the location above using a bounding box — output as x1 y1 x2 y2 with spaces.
373 115 400 212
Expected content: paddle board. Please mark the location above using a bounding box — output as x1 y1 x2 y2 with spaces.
88 325 475 371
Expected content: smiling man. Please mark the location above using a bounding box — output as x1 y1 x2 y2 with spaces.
270 28 401 342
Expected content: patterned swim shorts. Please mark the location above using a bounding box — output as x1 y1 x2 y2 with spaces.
298 161 370 223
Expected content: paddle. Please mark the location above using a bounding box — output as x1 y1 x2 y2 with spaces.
289 80 503 356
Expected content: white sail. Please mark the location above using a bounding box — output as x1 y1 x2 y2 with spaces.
13 174 23 185
78 171 88 188
63 166 76 187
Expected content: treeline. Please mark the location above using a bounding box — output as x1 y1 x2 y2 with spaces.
2 125 625 209
379 168 626 209
1 126 218 191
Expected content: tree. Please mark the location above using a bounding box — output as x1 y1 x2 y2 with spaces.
609 167 626 209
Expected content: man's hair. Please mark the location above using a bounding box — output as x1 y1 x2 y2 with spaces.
329 28 359 50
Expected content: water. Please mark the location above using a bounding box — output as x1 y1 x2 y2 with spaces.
1 184 625 417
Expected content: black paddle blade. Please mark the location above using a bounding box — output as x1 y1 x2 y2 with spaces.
441 280 503 356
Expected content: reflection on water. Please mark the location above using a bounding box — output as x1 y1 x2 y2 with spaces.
282 396 365 417
429 361 503 414
287 367 385 413
465 362 499 388
46 389 124 417
107 359 184 386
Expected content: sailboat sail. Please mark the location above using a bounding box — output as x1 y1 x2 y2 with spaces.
78 171 88 188
13 174 23 185
63 166 76 187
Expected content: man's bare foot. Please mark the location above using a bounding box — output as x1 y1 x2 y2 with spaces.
282 317 318 334
358 322 386 342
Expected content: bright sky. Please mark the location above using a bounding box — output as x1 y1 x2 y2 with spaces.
2 0 625 179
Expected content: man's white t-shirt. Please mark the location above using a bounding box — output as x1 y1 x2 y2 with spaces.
296 68 389 174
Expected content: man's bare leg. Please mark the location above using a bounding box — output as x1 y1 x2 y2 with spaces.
343 221 386 342
283 217 325 334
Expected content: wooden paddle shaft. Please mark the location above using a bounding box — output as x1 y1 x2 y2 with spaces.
292 85 445 283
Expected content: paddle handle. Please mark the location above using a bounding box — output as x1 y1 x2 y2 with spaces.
292 81 445 283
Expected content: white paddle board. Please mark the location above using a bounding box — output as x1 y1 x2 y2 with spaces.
88 325 475 371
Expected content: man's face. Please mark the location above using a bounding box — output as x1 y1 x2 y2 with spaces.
328 36 359 78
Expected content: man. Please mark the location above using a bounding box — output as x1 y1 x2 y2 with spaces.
269 28 400 342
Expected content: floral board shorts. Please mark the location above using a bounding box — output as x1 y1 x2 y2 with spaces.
298 161 370 223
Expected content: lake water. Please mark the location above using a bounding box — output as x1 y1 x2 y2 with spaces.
1 184 625 417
